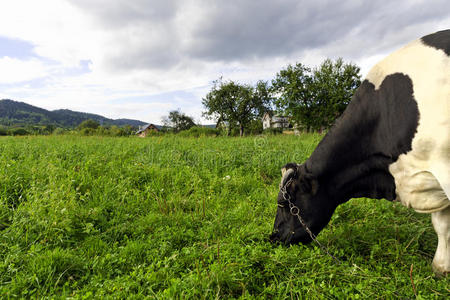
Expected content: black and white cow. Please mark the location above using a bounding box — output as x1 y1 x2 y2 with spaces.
270 30 450 276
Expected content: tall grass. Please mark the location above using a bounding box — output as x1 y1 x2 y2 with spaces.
0 135 448 298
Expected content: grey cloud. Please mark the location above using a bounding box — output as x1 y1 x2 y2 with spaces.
69 0 450 71
187 0 374 60
70 0 177 27
188 0 449 62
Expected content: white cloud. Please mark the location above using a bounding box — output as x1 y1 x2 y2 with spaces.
0 57 49 84
0 1 94 66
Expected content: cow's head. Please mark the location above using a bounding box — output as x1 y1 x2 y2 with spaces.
269 163 337 245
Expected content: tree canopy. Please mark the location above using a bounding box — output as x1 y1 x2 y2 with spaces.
162 110 196 132
202 79 271 136
272 58 361 131
77 119 100 130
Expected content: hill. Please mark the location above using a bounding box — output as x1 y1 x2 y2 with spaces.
0 99 147 128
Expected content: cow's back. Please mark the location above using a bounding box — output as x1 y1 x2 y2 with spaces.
366 30 450 213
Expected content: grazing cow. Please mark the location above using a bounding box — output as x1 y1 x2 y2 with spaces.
270 30 450 276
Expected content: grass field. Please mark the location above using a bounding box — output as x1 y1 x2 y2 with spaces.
0 135 448 299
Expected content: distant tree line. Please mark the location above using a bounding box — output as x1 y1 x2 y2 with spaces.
76 120 137 136
0 125 59 136
0 120 138 137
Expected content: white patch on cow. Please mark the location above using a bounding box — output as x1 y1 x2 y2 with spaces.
366 34 449 275
366 38 450 213
432 206 450 275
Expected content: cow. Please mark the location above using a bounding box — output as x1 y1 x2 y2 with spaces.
270 29 450 276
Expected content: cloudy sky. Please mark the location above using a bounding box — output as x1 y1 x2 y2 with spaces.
0 0 448 124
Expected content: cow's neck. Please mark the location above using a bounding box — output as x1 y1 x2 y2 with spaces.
305 84 397 203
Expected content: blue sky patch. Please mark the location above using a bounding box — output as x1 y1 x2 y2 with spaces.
0 36 36 59
57 59 92 77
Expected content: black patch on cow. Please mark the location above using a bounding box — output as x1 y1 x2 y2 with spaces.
421 29 450 56
306 73 419 203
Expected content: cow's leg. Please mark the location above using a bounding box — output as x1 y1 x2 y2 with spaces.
431 206 450 276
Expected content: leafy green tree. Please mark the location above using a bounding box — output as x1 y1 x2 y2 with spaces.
254 80 275 113
77 119 100 130
247 119 263 135
272 63 313 130
43 125 56 134
108 125 122 136
272 58 361 131
122 125 136 136
162 110 196 132
202 79 270 136
310 58 361 129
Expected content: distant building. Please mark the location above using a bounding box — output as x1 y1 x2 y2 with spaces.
262 112 290 130
136 124 159 137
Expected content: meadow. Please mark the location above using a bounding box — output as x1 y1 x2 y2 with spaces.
0 135 448 299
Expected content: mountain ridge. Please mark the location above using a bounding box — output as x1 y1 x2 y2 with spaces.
0 99 148 128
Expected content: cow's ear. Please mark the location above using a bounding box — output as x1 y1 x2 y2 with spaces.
281 163 298 176
281 163 299 178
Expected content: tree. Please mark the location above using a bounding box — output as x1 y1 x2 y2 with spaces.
272 58 361 131
202 79 270 136
77 119 100 130
310 58 361 129
272 63 314 130
44 124 56 134
254 80 275 113
162 110 196 132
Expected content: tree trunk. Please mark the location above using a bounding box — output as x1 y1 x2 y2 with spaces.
239 124 244 137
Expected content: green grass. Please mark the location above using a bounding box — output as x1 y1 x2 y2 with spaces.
0 135 448 299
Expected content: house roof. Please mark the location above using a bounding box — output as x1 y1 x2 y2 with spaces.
136 123 159 134
263 111 289 119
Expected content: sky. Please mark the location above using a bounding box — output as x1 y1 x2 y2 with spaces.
0 0 448 124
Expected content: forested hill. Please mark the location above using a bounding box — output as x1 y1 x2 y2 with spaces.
0 99 147 128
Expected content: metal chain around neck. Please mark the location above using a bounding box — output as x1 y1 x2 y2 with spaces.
279 176 341 265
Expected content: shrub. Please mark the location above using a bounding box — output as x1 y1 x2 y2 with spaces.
10 128 29 136
247 119 263 135
52 128 67 135
80 128 96 136
0 127 7 136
